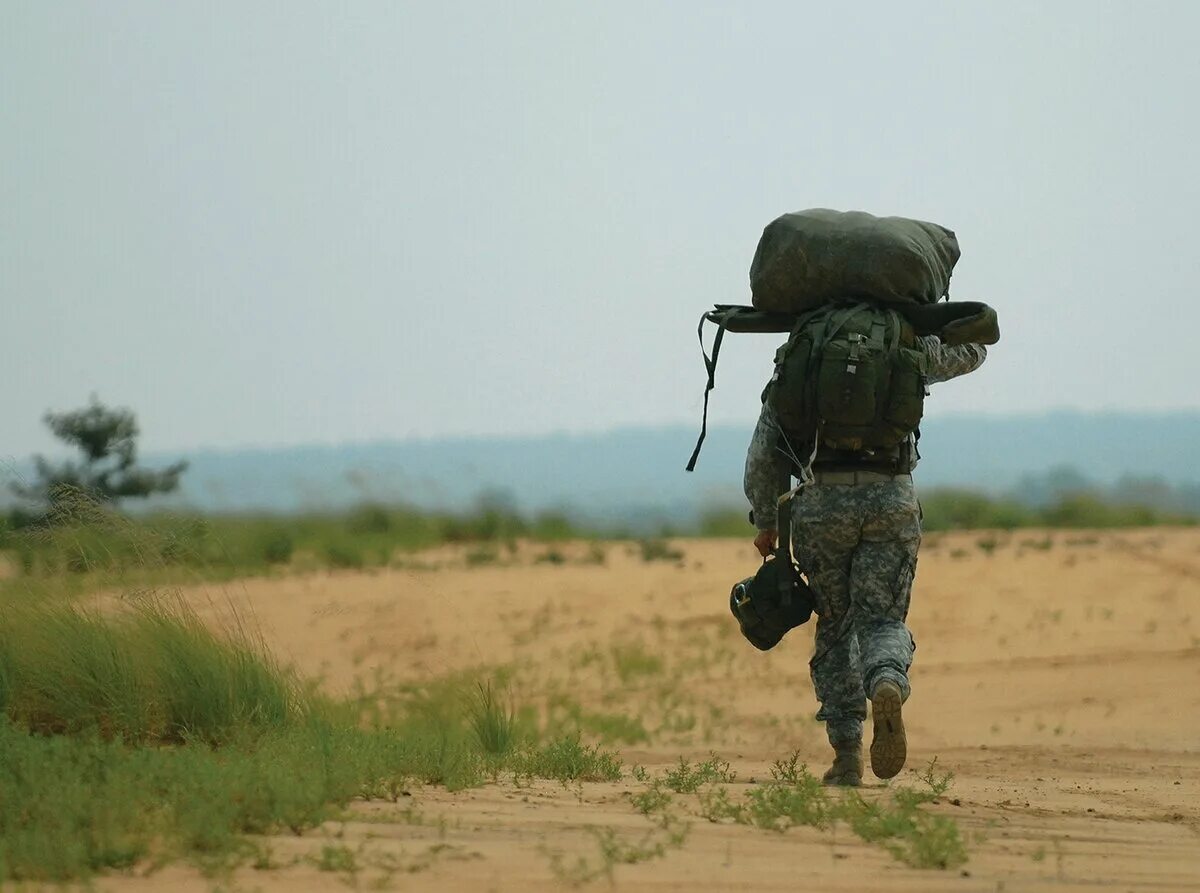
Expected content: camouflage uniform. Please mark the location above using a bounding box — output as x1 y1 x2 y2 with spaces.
745 336 986 747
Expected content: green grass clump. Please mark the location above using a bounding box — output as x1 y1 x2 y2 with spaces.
0 596 629 884
0 599 298 745
469 681 518 756
514 734 622 783
0 714 455 882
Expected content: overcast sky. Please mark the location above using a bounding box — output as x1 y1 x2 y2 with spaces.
3 2 1198 457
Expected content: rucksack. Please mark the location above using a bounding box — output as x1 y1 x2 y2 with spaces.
684 209 994 472
764 301 927 461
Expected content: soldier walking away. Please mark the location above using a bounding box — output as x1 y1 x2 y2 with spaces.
744 338 986 785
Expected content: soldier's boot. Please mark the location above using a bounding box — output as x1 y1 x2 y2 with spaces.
821 742 863 787
869 680 907 780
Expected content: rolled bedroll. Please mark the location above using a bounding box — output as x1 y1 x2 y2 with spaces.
705 301 998 343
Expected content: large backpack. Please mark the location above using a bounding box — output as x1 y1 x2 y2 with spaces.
684 299 996 471
764 301 927 461
684 210 995 472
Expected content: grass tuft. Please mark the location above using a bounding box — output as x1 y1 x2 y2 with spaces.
468 681 517 756
0 598 299 745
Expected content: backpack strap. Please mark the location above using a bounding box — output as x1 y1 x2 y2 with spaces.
774 467 795 607
817 302 869 348
685 309 732 472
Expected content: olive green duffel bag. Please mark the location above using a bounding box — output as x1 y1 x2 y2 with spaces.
750 209 960 312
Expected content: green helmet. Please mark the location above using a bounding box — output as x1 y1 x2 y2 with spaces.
729 556 815 651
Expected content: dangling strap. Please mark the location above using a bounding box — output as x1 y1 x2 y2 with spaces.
772 435 811 599
775 468 795 606
685 310 730 472
773 422 821 607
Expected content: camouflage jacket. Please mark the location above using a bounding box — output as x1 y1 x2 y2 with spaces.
744 337 987 530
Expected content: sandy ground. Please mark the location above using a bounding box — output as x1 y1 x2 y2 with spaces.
98 529 1199 893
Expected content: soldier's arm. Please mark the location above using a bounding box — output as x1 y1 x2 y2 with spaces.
917 335 988 385
744 404 789 532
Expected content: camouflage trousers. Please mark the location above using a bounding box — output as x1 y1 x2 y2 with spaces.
790 479 921 747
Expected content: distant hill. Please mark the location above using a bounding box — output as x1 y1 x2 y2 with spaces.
5 411 1198 526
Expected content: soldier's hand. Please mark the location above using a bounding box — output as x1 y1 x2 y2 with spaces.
753 528 778 558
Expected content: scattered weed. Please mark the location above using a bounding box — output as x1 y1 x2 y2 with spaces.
547 696 650 745
678 753 967 871
663 754 735 793
630 782 672 816
547 824 680 886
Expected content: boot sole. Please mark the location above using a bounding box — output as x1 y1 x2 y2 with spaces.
870 683 906 779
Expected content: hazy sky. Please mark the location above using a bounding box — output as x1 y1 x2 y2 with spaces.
3 2 1198 457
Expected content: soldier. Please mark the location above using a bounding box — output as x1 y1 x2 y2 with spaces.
744 336 987 785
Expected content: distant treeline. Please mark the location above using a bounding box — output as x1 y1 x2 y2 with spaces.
1 477 1195 584
1007 465 1200 516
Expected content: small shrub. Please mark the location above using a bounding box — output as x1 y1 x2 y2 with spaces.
323 542 364 570
260 532 294 566
631 782 672 816
975 535 1002 555
347 505 391 535
638 539 683 563
314 844 358 873
465 546 499 567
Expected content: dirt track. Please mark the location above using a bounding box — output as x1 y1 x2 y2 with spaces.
103 529 1200 892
